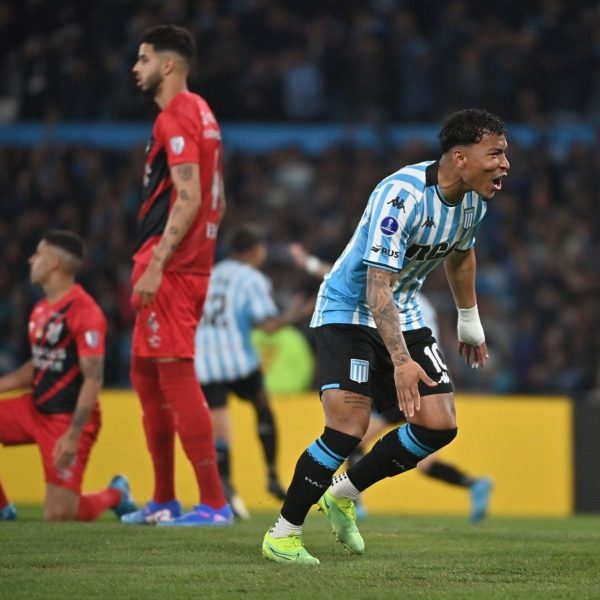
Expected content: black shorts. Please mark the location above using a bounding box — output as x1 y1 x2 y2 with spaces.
315 324 453 417
202 369 264 409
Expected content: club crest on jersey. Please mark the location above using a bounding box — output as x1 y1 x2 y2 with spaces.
463 207 475 229
84 330 100 348
380 217 399 236
169 136 185 155
349 359 369 383
46 321 64 345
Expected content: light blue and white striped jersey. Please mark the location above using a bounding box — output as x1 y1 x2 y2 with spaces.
311 160 487 331
195 259 278 384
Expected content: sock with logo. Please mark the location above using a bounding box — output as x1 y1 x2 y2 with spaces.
347 423 457 491
157 360 227 509
78 488 121 521
130 356 176 503
422 460 473 487
280 427 361 526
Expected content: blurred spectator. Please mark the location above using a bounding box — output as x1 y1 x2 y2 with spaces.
1 0 598 123
0 129 598 394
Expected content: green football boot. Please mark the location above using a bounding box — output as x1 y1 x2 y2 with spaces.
262 531 320 565
317 490 365 554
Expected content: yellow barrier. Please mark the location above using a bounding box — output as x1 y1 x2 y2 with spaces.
0 391 572 516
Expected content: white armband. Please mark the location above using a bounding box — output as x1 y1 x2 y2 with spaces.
457 305 485 346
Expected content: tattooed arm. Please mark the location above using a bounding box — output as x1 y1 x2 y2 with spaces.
366 266 436 418
134 162 201 307
53 355 104 470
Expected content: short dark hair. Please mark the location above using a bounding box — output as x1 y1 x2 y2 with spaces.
230 225 266 254
43 230 85 262
439 109 506 153
141 25 196 66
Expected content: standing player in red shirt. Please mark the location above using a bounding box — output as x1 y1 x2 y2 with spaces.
123 25 231 526
0 231 137 521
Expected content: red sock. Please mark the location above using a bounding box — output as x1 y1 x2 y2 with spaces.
157 360 226 508
78 488 120 521
131 356 177 503
0 480 9 508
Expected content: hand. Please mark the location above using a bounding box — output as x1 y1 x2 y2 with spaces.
53 430 79 470
133 263 163 308
394 359 437 418
288 243 309 269
456 305 488 369
459 341 489 369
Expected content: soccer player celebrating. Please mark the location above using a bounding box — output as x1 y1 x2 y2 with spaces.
123 25 231 526
263 109 509 564
0 231 136 522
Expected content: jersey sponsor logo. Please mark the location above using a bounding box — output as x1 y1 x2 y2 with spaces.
206 222 218 239
169 136 185 155
463 207 475 229
405 241 459 261
387 196 406 212
349 358 369 383
203 129 221 140
32 345 67 372
370 245 398 258
421 216 436 228
380 217 399 236
84 330 100 348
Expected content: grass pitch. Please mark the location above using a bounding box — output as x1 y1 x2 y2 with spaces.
1 507 599 600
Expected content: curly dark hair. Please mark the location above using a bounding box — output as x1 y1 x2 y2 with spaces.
141 25 196 67
439 109 506 153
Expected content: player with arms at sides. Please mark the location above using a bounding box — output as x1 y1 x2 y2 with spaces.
263 108 509 564
195 225 307 519
0 231 136 522
123 25 231 527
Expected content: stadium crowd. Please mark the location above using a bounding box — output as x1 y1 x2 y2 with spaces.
0 130 598 394
0 0 597 395
0 0 598 123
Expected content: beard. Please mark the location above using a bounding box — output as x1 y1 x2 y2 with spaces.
141 71 163 97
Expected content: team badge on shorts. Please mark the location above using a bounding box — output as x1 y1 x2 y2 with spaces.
349 358 369 383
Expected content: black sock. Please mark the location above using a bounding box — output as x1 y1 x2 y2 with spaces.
255 406 277 479
281 427 361 526
215 438 230 481
347 445 365 468
348 424 457 491
424 461 473 487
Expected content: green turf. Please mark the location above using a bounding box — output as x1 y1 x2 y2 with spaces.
1 507 599 599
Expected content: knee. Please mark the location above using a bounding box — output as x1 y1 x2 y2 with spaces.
411 425 457 454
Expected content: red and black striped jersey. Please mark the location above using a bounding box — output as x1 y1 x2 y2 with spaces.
28 284 106 414
134 91 223 275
